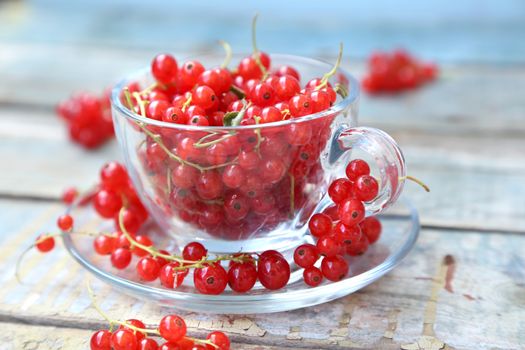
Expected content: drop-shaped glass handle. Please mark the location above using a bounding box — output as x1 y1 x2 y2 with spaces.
334 127 407 215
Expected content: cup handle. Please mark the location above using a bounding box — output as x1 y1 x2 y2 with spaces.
332 126 407 215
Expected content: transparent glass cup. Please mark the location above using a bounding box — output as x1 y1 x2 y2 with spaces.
111 54 406 254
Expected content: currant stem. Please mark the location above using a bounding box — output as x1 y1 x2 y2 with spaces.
187 337 219 349
334 83 349 98
139 82 158 97
399 175 430 192
181 93 192 112
194 133 234 149
219 40 232 69
229 85 246 99
316 43 344 91
87 281 160 336
251 13 268 80
117 208 249 268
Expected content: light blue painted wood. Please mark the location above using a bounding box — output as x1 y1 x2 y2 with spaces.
1 0 524 63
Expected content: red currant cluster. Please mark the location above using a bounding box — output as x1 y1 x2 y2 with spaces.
57 90 114 149
90 308 229 350
125 43 347 239
294 159 382 286
92 162 149 234
362 49 437 94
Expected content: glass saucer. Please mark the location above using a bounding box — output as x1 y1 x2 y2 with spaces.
63 197 419 314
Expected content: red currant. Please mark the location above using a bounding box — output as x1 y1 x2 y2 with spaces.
138 338 159 350
338 199 365 226
293 244 319 268
110 248 132 269
152 54 178 84
308 213 333 238
206 331 230 350
118 319 146 341
182 242 207 261
346 235 370 256
321 255 349 281
111 329 138 350
257 254 290 290
159 262 187 289
228 261 257 293
94 235 117 255
192 86 217 110
194 264 228 295
328 178 354 204
345 159 370 181
57 214 74 231
36 234 55 252
90 330 112 350
359 216 382 244
354 175 379 201
136 256 161 281
94 189 123 218
159 315 187 343
316 236 342 257
303 266 323 287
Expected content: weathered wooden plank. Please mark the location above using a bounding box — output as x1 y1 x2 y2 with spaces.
0 199 523 349
1 42 525 136
0 322 290 350
1 110 524 232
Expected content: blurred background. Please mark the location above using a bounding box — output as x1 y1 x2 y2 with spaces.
1 0 525 62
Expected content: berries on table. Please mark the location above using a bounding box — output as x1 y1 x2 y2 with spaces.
159 315 187 343
303 266 323 287
362 49 438 94
35 234 55 253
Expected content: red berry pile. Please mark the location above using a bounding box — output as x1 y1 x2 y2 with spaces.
57 90 114 149
124 42 347 239
295 159 382 286
362 49 437 94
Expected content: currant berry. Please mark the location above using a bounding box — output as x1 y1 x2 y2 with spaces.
182 242 207 261
345 159 370 181
333 222 362 249
152 54 178 84
192 86 217 110
159 262 187 289
257 254 290 290
308 213 333 238
222 165 246 189
195 171 223 200
354 175 379 201
206 331 230 350
338 199 365 226
62 187 78 205
224 192 250 221
275 65 300 80
179 60 205 89
289 94 313 117
136 256 161 281
94 189 122 219
293 244 319 268
159 342 181 350
131 235 154 257
171 164 198 189
346 235 370 256
316 235 343 257
90 329 112 350
94 235 117 255
36 234 55 252
138 338 159 350
251 82 275 107
110 248 132 269
321 255 349 281
118 319 146 341
57 214 74 232
147 100 170 121
328 178 354 204
111 329 138 350
194 264 228 295
303 266 323 287
159 314 187 343
228 261 257 293
359 216 382 244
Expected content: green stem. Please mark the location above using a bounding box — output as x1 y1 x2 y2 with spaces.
229 85 246 99
399 175 430 192
316 43 344 91
194 133 234 149
251 14 268 80
219 40 232 69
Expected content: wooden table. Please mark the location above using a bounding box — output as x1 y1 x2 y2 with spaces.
1 2 525 349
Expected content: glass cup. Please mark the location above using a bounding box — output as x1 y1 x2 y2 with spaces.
111 54 406 254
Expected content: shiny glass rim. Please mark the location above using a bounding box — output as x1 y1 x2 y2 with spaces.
63 197 419 312
111 53 360 131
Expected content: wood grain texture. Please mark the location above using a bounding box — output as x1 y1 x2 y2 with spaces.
0 199 523 349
